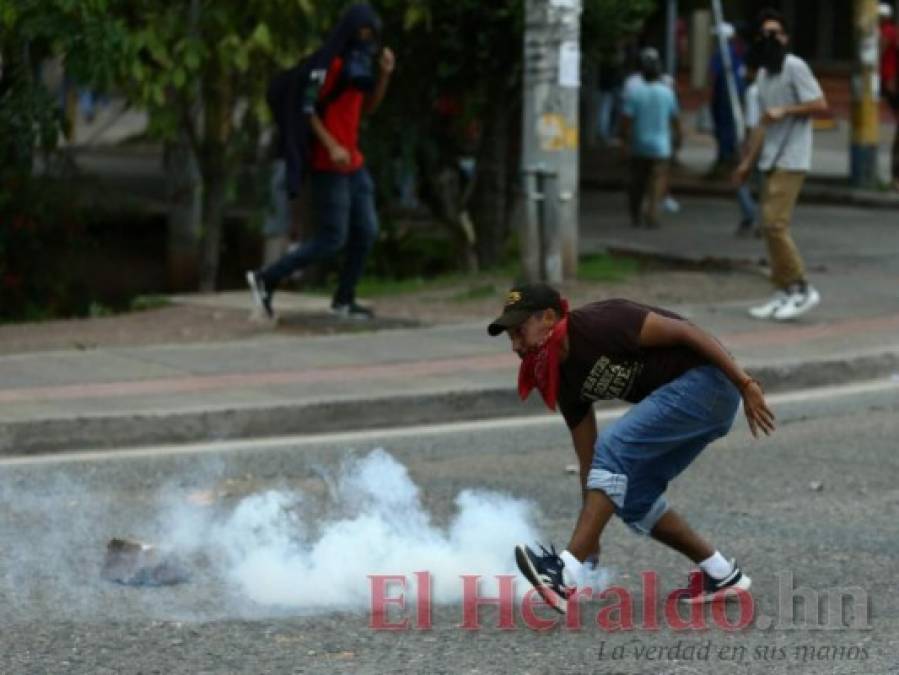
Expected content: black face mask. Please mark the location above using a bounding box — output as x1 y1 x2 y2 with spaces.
759 33 786 74
343 38 379 93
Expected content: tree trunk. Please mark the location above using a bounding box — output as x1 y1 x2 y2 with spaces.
198 155 227 292
164 132 202 291
197 66 233 292
427 166 479 273
469 90 511 269
170 0 205 292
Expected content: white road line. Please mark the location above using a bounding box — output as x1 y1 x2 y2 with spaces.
2 377 898 467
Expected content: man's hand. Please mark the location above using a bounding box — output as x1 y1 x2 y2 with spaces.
379 47 396 76
763 106 788 124
328 143 351 167
742 381 775 438
364 47 394 114
637 312 776 439
731 162 751 187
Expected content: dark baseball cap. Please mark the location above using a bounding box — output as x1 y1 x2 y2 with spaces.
487 283 563 336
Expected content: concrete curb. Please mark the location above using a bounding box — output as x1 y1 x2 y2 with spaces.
600 242 760 271
2 350 898 457
582 176 899 210
0 389 541 457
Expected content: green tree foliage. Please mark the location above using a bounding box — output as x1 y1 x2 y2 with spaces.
0 0 128 168
0 0 91 318
366 0 656 270
0 0 340 303
582 0 658 63
93 0 327 290
2 0 657 309
363 1 523 269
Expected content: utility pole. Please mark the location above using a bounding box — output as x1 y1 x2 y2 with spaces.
665 0 678 78
850 0 880 188
521 0 582 283
710 0 744 144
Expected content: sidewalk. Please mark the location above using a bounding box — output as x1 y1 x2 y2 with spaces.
582 114 899 209
1 312 897 455
63 96 899 220
2 189 899 455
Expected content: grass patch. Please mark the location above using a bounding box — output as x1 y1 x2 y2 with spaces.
314 270 511 299
450 283 498 302
577 253 639 283
305 253 638 301
351 274 468 297
129 295 172 312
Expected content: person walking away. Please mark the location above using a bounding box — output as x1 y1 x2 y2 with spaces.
620 48 681 229
733 9 827 321
622 52 683 214
247 4 395 321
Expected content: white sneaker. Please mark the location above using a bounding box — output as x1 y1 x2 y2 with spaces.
748 290 789 319
772 285 820 321
663 195 681 213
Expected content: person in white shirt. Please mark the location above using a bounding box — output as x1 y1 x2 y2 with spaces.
733 9 827 321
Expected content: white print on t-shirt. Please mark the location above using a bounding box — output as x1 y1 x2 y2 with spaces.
581 355 644 401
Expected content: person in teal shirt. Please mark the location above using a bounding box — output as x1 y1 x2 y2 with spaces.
620 48 682 228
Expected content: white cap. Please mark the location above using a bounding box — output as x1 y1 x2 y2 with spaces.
711 21 735 39
879 3 893 19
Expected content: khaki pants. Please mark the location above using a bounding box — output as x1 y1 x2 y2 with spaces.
628 158 669 227
761 169 806 288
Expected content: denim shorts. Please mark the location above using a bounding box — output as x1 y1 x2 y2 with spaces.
587 365 741 535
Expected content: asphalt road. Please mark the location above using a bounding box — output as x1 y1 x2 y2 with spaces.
1 379 898 675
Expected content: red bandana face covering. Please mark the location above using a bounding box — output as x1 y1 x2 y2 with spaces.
517 300 569 411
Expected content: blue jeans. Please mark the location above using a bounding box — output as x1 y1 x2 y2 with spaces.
736 183 757 224
587 366 741 535
596 89 617 142
263 160 290 237
261 168 379 305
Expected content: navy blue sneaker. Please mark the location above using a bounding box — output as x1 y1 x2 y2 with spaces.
679 560 752 604
515 543 573 614
331 301 374 320
246 271 274 320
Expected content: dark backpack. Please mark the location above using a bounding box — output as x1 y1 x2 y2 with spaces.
266 59 349 198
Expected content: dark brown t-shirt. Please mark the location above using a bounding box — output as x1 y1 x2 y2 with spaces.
558 299 709 428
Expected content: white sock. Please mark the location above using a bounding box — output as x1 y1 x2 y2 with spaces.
699 551 733 580
560 550 585 586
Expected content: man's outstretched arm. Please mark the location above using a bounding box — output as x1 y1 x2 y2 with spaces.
638 312 775 438
732 126 765 185
569 409 597 498
569 409 602 560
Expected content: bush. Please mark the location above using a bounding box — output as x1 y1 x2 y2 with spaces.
0 177 93 322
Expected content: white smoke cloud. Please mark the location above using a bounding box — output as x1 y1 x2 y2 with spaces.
0 447 613 620
165 448 553 610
